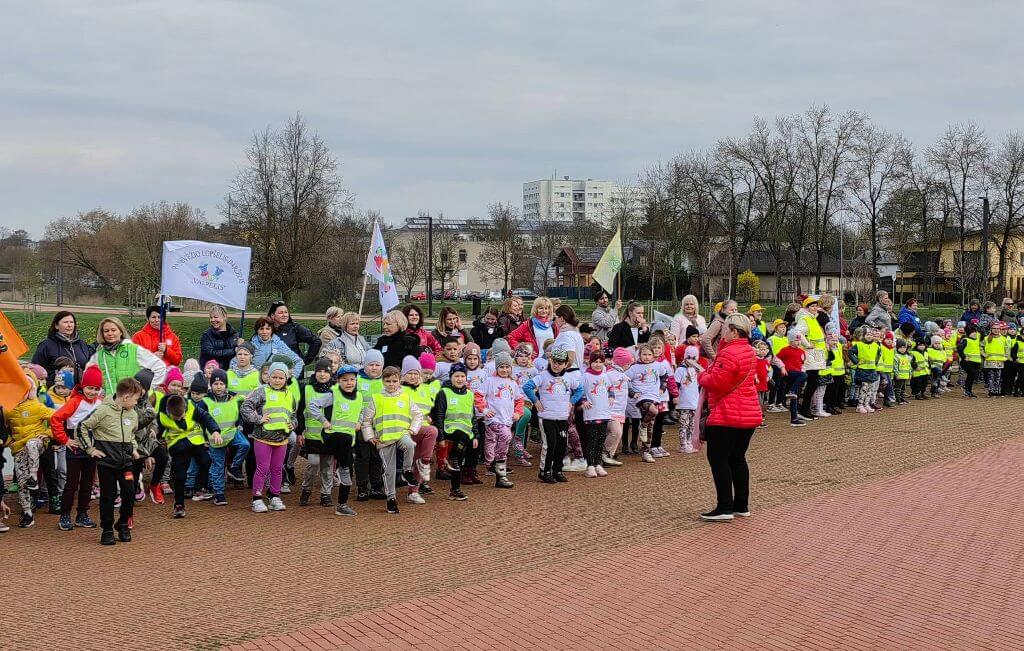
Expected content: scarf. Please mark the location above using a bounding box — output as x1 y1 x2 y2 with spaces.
531 317 551 331
311 378 334 393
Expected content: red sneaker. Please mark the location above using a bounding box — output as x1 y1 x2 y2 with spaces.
150 484 164 505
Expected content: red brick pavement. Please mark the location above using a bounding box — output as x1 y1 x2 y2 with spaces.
230 436 1024 651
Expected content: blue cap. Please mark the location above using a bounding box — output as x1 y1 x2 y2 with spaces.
336 364 358 377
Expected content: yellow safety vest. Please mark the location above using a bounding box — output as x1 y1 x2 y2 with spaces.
876 346 894 373
328 386 362 439
202 396 239 447
370 392 413 443
942 333 958 362
854 341 879 371
358 376 383 407
983 336 1007 363
926 347 947 368
822 344 845 377
303 384 331 442
911 351 929 377
227 369 260 397
768 334 788 356
802 315 827 352
441 387 474 438
263 388 295 432
893 352 913 380
405 383 439 414
962 337 982 364
158 398 207 448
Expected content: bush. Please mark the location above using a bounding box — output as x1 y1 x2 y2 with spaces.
737 269 759 304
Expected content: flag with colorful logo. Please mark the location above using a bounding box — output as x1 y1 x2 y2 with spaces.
364 221 400 312
160 241 252 310
592 227 622 294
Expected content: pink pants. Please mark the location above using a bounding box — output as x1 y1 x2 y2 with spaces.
412 426 438 482
604 418 624 455
483 423 513 465
252 440 288 497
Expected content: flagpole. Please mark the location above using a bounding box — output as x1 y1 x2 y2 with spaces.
358 272 368 319
238 310 247 340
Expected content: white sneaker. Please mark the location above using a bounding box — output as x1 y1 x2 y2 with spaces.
733 510 751 517
658 447 671 457
584 466 597 478
856 405 867 414
268 496 286 511
641 451 655 463
681 441 695 453
406 492 426 505
595 465 608 477
602 454 623 467
566 458 588 472
280 483 292 494
252 499 268 513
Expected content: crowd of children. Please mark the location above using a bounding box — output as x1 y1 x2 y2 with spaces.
2 297 1019 544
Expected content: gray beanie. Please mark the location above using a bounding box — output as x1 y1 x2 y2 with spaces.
268 362 290 377
364 349 385 366
401 355 421 375
492 351 513 368
489 339 512 357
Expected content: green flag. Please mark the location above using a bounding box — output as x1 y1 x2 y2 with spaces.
592 227 622 294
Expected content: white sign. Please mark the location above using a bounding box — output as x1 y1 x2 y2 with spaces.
363 222 400 312
160 240 252 310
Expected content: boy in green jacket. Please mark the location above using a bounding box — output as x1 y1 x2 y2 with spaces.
78 377 145 546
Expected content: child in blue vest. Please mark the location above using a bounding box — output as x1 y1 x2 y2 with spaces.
203 369 250 506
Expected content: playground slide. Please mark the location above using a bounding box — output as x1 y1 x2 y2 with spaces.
0 310 31 411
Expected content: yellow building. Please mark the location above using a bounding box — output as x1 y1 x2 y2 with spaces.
895 231 1024 301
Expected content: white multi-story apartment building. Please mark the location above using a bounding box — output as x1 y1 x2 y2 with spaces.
523 176 639 224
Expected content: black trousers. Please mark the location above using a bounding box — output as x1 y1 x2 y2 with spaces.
799 370 819 416
542 419 568 477
962 361 981 393
705 425 755 513
1002 363 1022 395
133 444 168 493
169 440 211 508
97 464 135 532
354 440 384 492
446 430 471 491
61 456 96 517
582 420 606 467
650 411 666 448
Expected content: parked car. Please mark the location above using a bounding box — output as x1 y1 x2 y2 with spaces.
486 290 503 302
411 291 426 301
465 291 486 301
511 288 538 301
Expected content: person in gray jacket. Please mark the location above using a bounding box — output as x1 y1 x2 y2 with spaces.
590 290 621 343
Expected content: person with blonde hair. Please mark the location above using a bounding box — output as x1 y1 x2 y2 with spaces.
320 312 369 367
374 310 420 369
200 305 243 370
670 294 708 343
506 297 559 359
318 306 347 347
88 317 167 396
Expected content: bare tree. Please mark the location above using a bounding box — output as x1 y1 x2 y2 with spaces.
475 202 524 294
390 229 428 301
228 113 351 302
927 123 991 302
851 124 908 279
430 212 461 297
530 214 567 294
987 132 1024 298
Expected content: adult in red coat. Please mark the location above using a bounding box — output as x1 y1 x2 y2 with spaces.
403 304 441 355
697 313 760 522
132 306 183 368
505 297 559 360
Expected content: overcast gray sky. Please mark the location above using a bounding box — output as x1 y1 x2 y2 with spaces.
2 0 1021 236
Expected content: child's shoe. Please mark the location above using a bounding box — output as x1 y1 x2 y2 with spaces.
385 498 400 514
58 514 73 531
191 490 213 502
602 453 623 466
19 513 34 528
320 494 332 507
100 530 116 545
135 481 146 502
553 472 569 483
213 494 228 506
268 496 286 511
406 492 426 504
280 482 292 494
172 505 186 518
299 490 311 506
75 513 97 528
856 405 868 414
335 503 357 516
495 474 514 489
25 476 39 491
641 451 656 463
448 488 468 501
116 524 132 543
584 466 597 478
149 484 164 505
790 420 806 427
419 482 435 495
513 457 532 467
252 498 268 513
0 522 8 533
595 465 608 477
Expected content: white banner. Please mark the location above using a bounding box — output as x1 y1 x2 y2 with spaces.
364 222 400 312
160 240 252 310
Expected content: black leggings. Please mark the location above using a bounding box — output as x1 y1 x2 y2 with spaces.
582 420 606 467
169 440 211 508
446 430 471 491
705 425 755 513
97 465 135 532
542 419 568 477
962 361 980 393
354 440 384 492
800 370 820 416
61 456 96 517
650 411 666 448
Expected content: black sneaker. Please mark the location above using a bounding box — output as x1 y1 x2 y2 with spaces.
213 494 228 506
299 490 311 507
319 494 332 507
183 488 194 500
540 472 557 484
553 473 568 483
369 490 386 500
790 420 806 427
356 490 370 502
385 498 399 514
401 470 418 486
700 509 735 522
420 482 434 495
18 513 34 528
448 489 468 501
24 477 38 491
116 524 132 542
100 530 116 545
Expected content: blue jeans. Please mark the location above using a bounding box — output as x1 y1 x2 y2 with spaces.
880 372 895 403
786 371 807 421
207 432 251 496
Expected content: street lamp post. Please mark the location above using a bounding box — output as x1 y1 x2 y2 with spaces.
980 195 991 299
427 213 434 317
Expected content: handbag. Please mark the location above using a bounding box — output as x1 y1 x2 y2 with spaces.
698 356 755 442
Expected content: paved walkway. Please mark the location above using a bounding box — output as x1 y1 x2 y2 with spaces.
3 395 1022 650
231 436 1024 651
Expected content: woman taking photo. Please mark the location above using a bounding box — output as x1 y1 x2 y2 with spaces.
403 304 441 355
698 313 761 522
32 311 94 386
200 305 242 370
321 312 369 367
88 317 167 396
375 310 422 369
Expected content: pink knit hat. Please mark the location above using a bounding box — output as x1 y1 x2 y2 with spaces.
164 366 184 388
612 347 634 367
418 352 437 372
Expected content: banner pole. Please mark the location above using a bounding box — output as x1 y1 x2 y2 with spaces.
158 294 166 342
238 309 247 340
358 272 369 318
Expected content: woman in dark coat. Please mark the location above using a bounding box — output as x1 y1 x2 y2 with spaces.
374 310 422 369
31 311 95 386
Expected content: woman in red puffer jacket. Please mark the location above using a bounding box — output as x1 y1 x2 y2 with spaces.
697 313 760 522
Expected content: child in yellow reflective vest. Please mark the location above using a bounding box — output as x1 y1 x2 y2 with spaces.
308 365 362 517
399 355 438 504
296 359 336 507
981 323 1008 397
204 369 250 506
359 365 422 515
240 362 296 514
430 362 476 501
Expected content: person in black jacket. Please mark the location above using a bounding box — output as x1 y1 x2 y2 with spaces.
470 307 502 353
268 301 322 365
606 301 651 351
375 310 421 369
200 305 242 370
31 311 95 387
